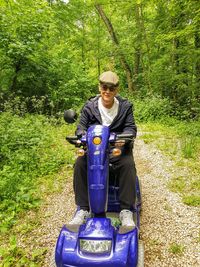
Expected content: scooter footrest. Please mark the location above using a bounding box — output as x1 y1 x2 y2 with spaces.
119 226 135 234
65 224 80 233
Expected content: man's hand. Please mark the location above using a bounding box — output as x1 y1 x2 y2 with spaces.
76 129 86 139
115 139 125 147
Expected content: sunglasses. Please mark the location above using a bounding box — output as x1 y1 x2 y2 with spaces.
100 84 117 92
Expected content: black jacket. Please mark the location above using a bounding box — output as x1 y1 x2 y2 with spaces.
76 95 137 138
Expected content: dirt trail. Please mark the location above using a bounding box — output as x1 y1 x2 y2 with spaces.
26 135 199 267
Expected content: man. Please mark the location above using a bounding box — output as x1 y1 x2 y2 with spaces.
69 71 137 227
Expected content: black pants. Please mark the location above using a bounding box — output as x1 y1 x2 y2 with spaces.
73 151 136 211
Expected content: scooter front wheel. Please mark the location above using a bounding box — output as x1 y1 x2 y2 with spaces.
49 246 56 267
137 241 144 267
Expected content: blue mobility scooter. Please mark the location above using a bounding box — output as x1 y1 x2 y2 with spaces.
54 110 144 267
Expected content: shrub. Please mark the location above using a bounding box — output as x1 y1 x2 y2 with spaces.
132 96 172 122
123 94 200 122
0 112 72 232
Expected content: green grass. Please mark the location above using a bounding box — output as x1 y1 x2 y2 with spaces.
139 119 200 207
169 243 185 255
164 203 173 212
142 133 160 144
181 137 198 158
0 235 47 267
168 176 187 193
149 238 161 246
182 195 200 206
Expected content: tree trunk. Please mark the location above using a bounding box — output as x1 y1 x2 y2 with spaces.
138 4 152 93
81 19 86 70
97 13 101 76
95 4 134 91
194 29 200 86
134 4 142 89
10 61 21 92
134 48 140 78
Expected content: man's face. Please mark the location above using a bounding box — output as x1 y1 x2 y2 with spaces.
99 84 118 107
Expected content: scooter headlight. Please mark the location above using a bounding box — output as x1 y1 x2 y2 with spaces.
112 148 121 157
80 239 112 253
76 148 85 157
93 136 102 145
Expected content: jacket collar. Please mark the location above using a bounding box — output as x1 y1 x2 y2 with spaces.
93 95 102 123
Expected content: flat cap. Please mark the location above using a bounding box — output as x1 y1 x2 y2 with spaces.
99 71 119 86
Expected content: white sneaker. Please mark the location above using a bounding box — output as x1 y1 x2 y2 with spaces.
69 210 89 225
119 209 135 227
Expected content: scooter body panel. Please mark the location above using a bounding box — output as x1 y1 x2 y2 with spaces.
87 125 109 214
55 218 138 267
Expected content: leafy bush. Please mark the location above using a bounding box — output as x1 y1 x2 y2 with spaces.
0 90 93 116
0 112 73 232
132 96 173 122
126 94 200 122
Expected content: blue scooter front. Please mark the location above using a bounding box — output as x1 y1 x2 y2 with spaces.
54 124 144 267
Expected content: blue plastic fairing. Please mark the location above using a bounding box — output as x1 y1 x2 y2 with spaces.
55 218 138 267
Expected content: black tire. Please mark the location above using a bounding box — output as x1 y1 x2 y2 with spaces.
138 179 142 213
49 246 56 267
137 241 144 267
136 176 142 212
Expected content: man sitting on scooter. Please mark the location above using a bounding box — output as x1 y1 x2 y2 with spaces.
69 71 137 227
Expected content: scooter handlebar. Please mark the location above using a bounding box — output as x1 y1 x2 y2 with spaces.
66 133 134 145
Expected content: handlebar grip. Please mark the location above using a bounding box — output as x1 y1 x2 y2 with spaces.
66 136 78 145
66 136 78 141
116 133 134 140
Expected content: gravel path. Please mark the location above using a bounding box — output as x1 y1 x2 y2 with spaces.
26 135 199 267
134 137 200 267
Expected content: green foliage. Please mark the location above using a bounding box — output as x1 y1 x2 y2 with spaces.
181 137 198 158
128 95 199 122
183 195 200 206
0 111 76 266
108 216 121 228
0 235 47 266
0 0 96 112
0 112 73 232
0 0 199 117
169 243 185 255
132 96 173 122
168 176 186 194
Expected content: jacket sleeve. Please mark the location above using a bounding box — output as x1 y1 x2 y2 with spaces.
122 104 137 138
75 105 90 136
